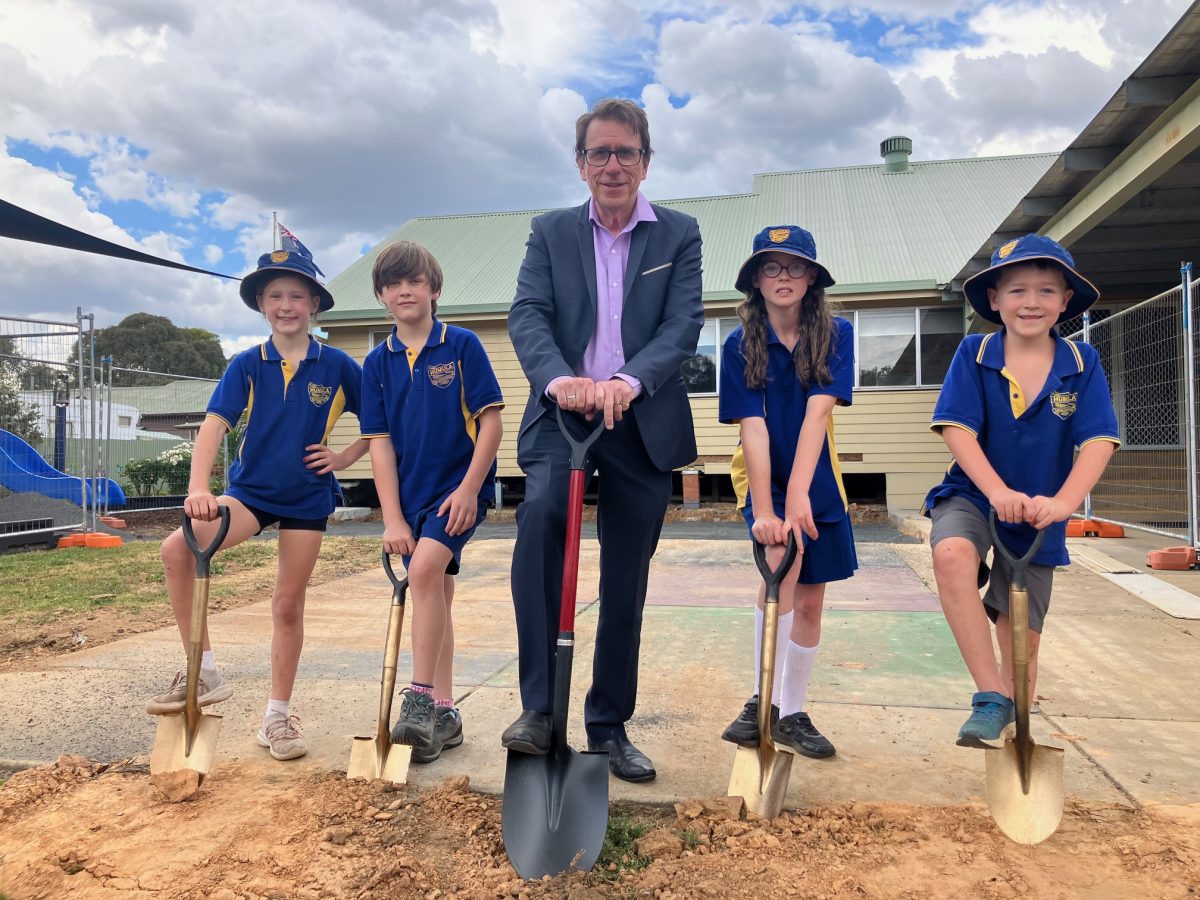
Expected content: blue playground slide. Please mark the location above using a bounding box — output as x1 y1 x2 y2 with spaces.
0 428 126 507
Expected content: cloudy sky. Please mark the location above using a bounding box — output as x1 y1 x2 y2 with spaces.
0 0 1191 356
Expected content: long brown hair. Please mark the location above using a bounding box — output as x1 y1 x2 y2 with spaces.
737 269 838 390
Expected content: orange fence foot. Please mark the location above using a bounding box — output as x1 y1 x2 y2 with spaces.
57 532 124 549
1147 547 1198 570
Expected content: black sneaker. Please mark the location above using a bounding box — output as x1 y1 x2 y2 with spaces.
721 695 779 747
390 688 436 751
772 711 835 758
412 707 464 764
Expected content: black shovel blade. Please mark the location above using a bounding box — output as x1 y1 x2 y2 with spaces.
501 747 609 879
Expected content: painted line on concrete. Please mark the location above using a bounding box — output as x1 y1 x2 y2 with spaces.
1039 709 1142 810
1097 573 1200 619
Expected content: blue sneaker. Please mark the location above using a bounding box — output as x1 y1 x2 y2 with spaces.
956 691 1015 748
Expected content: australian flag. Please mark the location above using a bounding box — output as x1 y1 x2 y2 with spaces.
278 222 325 277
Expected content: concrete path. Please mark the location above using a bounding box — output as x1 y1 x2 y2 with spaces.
2 525 1198 813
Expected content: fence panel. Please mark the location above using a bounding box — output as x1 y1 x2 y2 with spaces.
103 365 220 511
1068 277 1197 543
0 315 93 545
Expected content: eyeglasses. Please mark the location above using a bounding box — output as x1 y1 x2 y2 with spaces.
759 259 812 279
581 147 646 167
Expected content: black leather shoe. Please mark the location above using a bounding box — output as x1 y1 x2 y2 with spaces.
501 709 552 755
587 735 656 783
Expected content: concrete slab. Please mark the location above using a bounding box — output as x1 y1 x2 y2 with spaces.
1 530 1195 816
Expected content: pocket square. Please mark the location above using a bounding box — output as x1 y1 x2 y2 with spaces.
641 262 672 276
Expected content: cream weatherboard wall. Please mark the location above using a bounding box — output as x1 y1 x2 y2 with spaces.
323 314 949 512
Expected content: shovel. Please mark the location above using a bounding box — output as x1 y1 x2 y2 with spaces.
347 551 412 783
502 407 608 879
149 505 231 783
984 512 1064 845
728 533 799 819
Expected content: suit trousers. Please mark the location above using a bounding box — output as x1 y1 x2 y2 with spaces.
511 407 672 742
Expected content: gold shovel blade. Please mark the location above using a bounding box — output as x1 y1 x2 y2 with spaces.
984 740 1065 845
149 711 223 781
347 736 411 783
727 743 795 819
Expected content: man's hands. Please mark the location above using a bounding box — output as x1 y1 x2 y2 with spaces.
554 377 635 429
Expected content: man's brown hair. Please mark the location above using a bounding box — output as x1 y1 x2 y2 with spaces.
372 240 444 313
574 98 653 159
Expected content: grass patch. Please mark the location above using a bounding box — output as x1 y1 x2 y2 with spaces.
681 828 700 850
0 536 382 625
596 814 652 878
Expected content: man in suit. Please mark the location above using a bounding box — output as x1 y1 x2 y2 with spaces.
502 98 704 782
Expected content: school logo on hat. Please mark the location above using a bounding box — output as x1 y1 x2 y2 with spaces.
769 228 790 243
962 233 1100 326
427 362 456 388
1050 391 1077 420
308 382 332 407
270 250 289 263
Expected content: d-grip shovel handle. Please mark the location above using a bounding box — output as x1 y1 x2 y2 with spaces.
751 534 798 748
377 551 409 751
988 510 1047 792
987 511 1047 589
752 533 799 592
182 505 231 578
552 406 605 755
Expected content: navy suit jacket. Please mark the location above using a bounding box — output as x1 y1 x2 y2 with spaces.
509 200 704 472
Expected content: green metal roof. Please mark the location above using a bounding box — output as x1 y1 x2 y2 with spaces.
320 152 1057 322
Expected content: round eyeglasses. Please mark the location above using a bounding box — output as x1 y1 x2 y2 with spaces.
759 259 812 279
581 147 647 167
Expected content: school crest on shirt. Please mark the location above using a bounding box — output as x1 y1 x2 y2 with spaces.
427 362 456 388
1050 391 1077 420
768 228 790 243
308 382 332 407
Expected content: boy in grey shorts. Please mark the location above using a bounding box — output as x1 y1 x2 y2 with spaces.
923 234 1119 748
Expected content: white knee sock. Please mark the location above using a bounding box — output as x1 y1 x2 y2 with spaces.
265 699 289 720
200 650 218 675
753 608 792 707
780 642 819 718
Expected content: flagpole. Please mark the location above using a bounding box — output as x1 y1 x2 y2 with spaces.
272 211 279 251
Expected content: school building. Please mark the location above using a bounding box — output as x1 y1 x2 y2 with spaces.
318 7 1200 518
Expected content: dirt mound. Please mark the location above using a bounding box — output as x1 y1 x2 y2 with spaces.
2 756 1197 899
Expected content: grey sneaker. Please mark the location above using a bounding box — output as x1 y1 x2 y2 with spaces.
146 669 233 715
412 707 464 764
256 713 307 761
390 688 436 751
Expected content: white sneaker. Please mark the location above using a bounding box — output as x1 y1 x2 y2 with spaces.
256 713 307 760
146 669 233 715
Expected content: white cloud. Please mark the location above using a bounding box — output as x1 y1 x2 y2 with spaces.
203 244 223 265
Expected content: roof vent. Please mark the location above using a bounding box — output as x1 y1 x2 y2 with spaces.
881 136 913 173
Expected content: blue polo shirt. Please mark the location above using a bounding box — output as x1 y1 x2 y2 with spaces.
719 316 854 523
360 318 504 516
207 337 362 519
924 329 1120 566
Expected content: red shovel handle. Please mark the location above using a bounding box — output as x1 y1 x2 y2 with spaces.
555 407 604 633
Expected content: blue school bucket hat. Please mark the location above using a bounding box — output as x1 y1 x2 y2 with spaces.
963 234 1099 325
735 225 835 294
239 250 335 313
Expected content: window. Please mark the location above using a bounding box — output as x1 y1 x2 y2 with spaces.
117 415 132 427
681 317 742 395
848 307 962 388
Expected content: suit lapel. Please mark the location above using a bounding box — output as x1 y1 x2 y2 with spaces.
576 202 597 317
623 222 649 303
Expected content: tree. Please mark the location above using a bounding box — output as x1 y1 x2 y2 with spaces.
81 314 227 385
0 337 44 443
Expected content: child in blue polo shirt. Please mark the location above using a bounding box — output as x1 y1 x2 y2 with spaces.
147 249 369 763
718 225 858 759
924 234 1119 747
360 240 504 764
